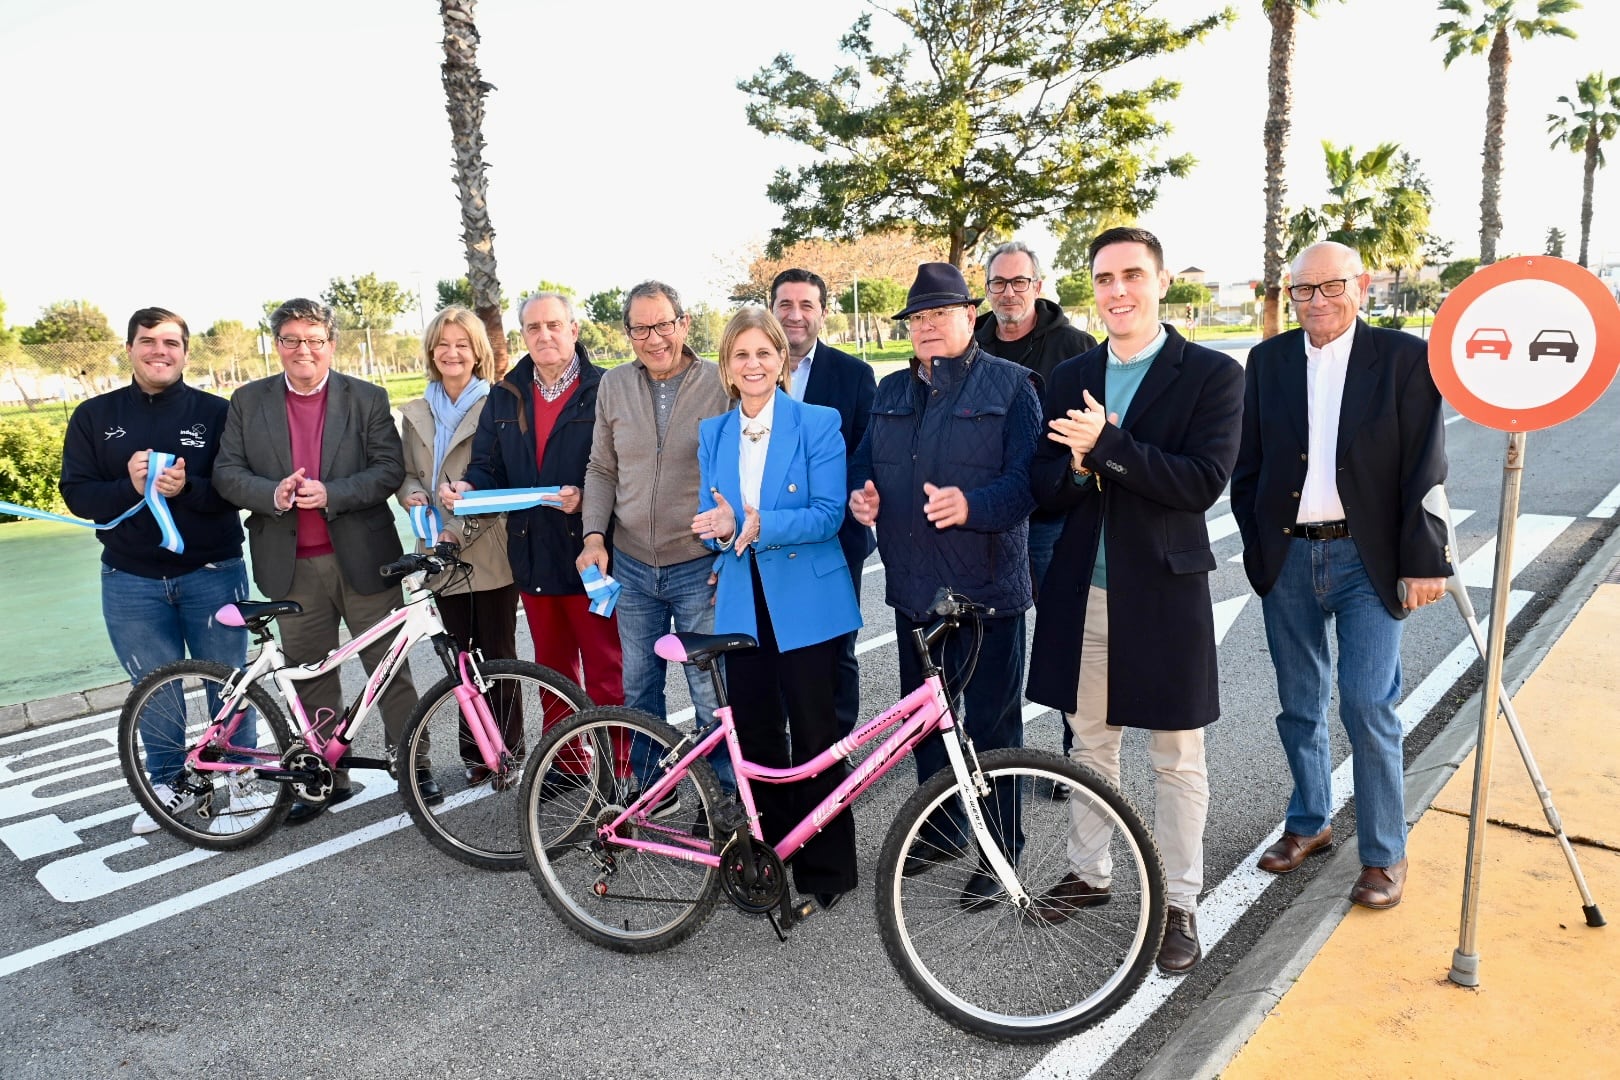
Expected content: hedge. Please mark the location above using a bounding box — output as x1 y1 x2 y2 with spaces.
0 414 68 521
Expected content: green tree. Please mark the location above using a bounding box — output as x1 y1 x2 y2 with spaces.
1261 0 1344 340
0 293 15 350
1547 71 1620 266
1435 0 1580 266
1399 278 1444 314
739 1 1232 268
1164 281 1213 322
19 300 117 344
1441 257 1481 289
578 320 631 360
836 278 906 348
1544 225 1568 256
198 319 257 387
584 288 627 326
1287 142 1431 298
437 276 509 312
684 304 730 356
1055 272 1095 310
440 0 509 372
321 273 414 375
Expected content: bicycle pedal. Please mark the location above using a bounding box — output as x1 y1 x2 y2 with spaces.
709 799 750 837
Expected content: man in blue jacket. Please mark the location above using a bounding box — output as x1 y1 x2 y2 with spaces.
60 308 250 835
849 262 1040 910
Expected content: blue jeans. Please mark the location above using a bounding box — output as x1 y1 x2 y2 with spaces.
1261 537 1406 867
102 558 251 785
611 548 732 790
897 610 1026 856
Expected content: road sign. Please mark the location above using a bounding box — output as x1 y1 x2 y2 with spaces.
1429 256 1620 431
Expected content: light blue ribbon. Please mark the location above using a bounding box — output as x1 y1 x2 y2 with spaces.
1 450 182 554
409 503 443 544
451 487 564 515
580 564 620 618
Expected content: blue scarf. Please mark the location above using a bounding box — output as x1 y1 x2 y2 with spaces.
425 377 490 489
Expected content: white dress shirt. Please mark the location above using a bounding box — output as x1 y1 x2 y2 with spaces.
789 350 814 402
1298 322 1354 523
737 393 776 511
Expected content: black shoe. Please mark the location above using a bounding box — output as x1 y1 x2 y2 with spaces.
415 769 444 806
904 837 967 876
814 889 851 912
285 786 354 826
958 869 1007 912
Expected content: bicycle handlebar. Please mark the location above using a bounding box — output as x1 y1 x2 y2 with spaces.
378 541 467 579
928 587 995 620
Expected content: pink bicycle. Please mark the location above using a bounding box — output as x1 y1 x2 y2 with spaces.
117 543 588 867
518 590 1166 1041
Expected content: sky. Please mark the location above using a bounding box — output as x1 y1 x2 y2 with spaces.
2 0 1618 336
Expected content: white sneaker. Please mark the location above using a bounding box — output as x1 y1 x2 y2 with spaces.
131 783 198 835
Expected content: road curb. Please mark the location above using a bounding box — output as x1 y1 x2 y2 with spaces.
0 683 126 736
1137 521 1620 1080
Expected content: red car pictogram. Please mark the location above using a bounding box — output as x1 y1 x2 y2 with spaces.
1465 327 1512 359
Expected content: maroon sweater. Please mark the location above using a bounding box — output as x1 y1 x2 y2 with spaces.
286 385 334 558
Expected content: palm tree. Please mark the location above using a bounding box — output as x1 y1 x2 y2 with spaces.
1434 0 1580 267
1288 142 1432 312
439 0 508 372
1260 0 1341 340
1548 71 1620 267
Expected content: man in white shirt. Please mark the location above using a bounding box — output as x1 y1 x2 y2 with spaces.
1231 241 1452 910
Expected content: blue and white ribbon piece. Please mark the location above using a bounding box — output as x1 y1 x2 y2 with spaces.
451 486 565 515
1 450 183 554
580 564 621 618
409 503 443 544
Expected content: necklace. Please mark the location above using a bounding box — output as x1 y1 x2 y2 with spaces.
742 424 770 443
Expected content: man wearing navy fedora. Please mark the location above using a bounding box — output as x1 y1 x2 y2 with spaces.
849 261 1041 910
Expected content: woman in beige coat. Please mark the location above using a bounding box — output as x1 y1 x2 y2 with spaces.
397 307 519 780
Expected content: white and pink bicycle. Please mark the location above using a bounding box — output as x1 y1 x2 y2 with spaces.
519 589 1166 1041
117 543 588 868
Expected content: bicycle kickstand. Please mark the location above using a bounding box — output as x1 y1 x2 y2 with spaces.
770 892 819 942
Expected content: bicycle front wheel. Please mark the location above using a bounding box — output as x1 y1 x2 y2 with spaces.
117 660 292 850
876 748 1166 1043
520 706 723 953
399 660 591 870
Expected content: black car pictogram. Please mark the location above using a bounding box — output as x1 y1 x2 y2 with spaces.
1527 329 1579 363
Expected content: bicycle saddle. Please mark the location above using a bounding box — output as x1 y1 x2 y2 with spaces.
215 600 304 628
654 632 758 667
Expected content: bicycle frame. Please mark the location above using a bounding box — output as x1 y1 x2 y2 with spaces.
597 643 1030 906
184 588 507 780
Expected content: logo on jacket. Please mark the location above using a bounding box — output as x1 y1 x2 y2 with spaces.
179 423 207 448
103 426 126 441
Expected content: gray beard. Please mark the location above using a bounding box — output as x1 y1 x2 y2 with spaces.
995 309 1030 328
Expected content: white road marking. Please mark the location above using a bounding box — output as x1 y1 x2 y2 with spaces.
1588 480 1620 519
1459 514 1573 589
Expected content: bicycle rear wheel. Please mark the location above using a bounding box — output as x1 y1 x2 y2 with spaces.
398 659 591 870
117 660 292 850
520 706 723 953
876 748 1165 1043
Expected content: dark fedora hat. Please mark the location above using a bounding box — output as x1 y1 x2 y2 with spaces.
891 262 983 320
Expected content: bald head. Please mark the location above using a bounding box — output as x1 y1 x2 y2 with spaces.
1290 241 1370 347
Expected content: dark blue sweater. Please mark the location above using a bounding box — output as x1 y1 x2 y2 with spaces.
850 344 1039 620
59 379 244 578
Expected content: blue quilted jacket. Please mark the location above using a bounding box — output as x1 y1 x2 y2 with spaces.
850 345 1039 620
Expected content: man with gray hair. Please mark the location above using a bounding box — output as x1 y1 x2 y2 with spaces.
576 281 731 781
1233 240 1451 911
215 297 430 821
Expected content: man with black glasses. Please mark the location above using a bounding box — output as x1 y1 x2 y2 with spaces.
1233 240 1450 912
577 281 731 773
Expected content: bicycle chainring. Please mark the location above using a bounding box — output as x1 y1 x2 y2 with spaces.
719 836 786 914
283 747 334 803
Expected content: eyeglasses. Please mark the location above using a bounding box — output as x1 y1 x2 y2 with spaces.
626 317 683 341
275 335 330 350
905 306 967 329
1287 278 1353 303
986 276 1035 295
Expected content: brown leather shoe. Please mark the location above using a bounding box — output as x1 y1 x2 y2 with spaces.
1157 906 1201 974
1028 872 1110 924
1257 827 1333 874
1350 857 1408 910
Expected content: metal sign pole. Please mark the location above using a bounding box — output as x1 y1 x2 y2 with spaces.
1449 431 1525 987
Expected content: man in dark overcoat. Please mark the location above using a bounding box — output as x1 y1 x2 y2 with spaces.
1024 228 1243 974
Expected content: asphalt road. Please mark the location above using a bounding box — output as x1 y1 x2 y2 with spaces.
3 356 1616 1080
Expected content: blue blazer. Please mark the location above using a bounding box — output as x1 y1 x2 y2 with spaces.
697 390 863 653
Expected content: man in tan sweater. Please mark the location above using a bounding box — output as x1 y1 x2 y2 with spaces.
577 280 731 782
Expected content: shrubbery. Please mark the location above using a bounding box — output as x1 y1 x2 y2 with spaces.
0 414 67 520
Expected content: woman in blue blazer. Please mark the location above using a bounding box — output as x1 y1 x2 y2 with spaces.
692 307 862 908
